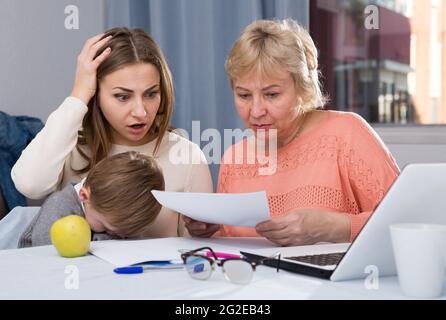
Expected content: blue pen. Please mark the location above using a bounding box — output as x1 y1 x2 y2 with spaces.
114 260 184 274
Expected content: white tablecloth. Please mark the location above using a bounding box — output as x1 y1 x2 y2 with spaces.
0 237 444 300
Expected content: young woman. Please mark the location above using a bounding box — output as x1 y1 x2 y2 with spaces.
12 28 213 237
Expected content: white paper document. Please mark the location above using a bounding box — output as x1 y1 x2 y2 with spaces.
89 237 276 267
151 191 270 227
90 238 200 267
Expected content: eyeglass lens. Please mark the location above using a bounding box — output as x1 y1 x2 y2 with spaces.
185 256 212 280
222 260 253 284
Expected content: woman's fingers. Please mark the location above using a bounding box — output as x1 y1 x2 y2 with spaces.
70 34 113 104
85 33 106 49
257 225 289 243
257 228 287 240
89 35 113 60
80 33 105 56
265 236 293 246
184 218 220 238
259 227 303 246
201 225 221 238
256 212 310 246
182 216 192 224
256 217 288 233
93 47 111 67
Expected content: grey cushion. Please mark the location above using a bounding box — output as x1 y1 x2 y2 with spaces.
0 206 40 250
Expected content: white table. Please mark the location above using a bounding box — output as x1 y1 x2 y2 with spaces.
0 237 443 300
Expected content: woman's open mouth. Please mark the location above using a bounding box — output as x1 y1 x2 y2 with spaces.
127 123 147 134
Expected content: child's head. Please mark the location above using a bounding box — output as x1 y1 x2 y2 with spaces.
78 151 164 238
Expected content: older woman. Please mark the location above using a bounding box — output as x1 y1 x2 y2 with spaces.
185 19 400 246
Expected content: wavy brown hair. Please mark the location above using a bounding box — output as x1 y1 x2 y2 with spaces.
75 27 174 174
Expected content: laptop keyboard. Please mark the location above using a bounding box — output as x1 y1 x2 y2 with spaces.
285 252 346 266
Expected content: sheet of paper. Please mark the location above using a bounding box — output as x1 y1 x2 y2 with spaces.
89 237 276 267
90 238 197 267
152 191 270 227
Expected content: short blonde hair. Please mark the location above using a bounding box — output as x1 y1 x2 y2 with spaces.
85 151 165 238
225 19 327 111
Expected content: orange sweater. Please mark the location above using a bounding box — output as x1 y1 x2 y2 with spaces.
217 111 400 242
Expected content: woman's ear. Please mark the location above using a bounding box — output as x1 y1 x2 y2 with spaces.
79 187 91 203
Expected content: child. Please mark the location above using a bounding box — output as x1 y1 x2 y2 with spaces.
18 151 164 247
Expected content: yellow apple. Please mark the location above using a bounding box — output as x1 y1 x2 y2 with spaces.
50 215 91 258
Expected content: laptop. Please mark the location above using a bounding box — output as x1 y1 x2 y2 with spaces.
241 163 446 281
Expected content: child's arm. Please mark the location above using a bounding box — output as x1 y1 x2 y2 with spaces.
20 186 84 247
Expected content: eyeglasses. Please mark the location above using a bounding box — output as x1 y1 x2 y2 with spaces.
179 247 281 285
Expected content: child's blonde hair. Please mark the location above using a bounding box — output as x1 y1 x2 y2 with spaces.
84 151 164 238
225 19 328 111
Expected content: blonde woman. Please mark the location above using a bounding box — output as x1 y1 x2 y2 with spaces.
12 28 213 237
185 19 400 245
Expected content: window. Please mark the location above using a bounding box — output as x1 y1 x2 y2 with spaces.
310 0 446 125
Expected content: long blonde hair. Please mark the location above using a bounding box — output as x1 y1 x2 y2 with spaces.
225 19 327 111
75 27 174 174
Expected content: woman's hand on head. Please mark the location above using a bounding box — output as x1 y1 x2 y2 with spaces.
183 216 221 238
255 209 351 246
70 33 112 105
